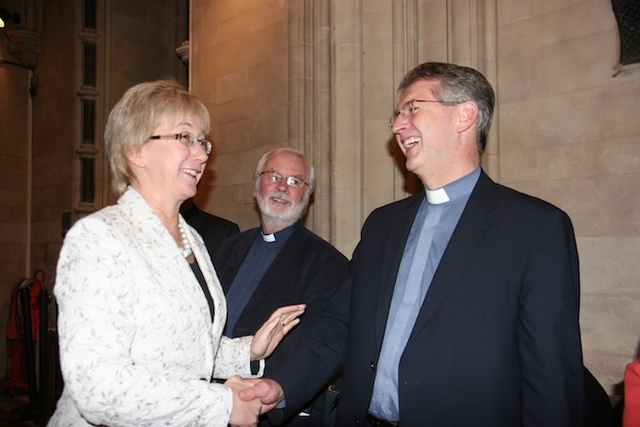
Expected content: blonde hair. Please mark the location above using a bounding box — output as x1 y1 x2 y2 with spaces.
104 80 211 197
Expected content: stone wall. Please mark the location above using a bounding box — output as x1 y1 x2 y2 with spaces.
190 0 290 229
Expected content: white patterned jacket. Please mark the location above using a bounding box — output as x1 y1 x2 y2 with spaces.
48 187 260 427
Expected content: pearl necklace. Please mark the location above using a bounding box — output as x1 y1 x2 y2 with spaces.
178 220 193 258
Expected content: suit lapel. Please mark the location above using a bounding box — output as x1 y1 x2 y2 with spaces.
373 193 425 345
219 231 258 293
408 172 497 343
240 226 305 316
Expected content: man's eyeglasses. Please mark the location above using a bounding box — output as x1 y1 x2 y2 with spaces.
149 132 212 155
388 99 458 128
258 170 310 189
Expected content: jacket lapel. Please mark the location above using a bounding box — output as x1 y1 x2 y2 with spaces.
240 226 305 316
408 172 497 342
219 230 258 293
373 192 425 345
118 189 217 332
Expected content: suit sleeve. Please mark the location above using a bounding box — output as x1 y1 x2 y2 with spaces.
265 251 348 371
518 209 584 426
266 271 352 422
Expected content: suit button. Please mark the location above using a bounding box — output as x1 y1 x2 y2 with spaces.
370 361 375 370
354 417 360 425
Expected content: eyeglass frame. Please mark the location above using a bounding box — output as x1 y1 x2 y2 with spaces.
149 132 212 155
257 170 311 190
388 99 460 128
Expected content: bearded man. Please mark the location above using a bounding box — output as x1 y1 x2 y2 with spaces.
213 147 348 427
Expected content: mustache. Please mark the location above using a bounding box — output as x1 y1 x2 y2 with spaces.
269 191 292 203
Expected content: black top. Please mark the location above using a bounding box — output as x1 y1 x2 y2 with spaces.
189 259 214 322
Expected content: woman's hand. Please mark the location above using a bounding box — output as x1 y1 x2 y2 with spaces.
239 378 285 414
226 375 261 426
250 304 306 361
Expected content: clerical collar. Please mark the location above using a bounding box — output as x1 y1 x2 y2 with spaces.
425 167 481 205
425 188 449 204
261 232 276 242
260 221 300 243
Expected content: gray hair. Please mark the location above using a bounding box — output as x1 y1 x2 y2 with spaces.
398 62 495 153
254 147 315 195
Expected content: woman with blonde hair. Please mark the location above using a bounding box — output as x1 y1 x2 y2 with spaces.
48 80 304 427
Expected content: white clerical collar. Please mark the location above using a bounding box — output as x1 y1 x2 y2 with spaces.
425 187 450 204
261 232 276 242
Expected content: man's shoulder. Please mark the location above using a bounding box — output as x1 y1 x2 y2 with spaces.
206 213 240 230
212 227 258 266
294 226 348 261
218 227 258 245
366 191 424 220
488 180 566 216
469 175 573 232
197 209 238 227
184 207 239 232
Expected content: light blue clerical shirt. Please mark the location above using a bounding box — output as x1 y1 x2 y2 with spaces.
368 167 480 421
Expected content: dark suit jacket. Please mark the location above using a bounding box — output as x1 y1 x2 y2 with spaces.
268 170 584 427
182 204 239 255
214 222 348 424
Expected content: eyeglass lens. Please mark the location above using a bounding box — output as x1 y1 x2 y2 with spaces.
260 171 306 189
181 133 211 154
